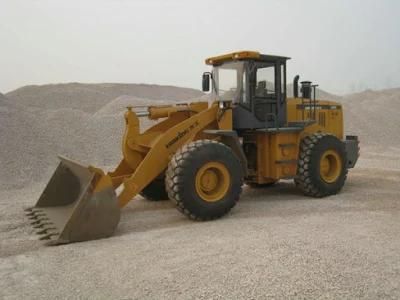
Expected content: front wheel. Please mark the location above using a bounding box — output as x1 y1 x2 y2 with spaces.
166 140 243 220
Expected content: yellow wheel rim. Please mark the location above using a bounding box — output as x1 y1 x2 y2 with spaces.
195 162 231 202
319 149 342 183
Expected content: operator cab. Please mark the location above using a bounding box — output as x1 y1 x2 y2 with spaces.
202 51 289 130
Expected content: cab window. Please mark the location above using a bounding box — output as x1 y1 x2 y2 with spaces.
255 65 275 98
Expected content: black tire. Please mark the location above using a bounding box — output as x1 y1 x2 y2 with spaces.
247 181 278 188
166 140 243 220
140 175 169 201
295 133 347 197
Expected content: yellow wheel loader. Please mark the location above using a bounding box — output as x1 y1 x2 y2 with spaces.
26 51 359 245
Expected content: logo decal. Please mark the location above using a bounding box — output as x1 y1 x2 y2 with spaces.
165 121 199 149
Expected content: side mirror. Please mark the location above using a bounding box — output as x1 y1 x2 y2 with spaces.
202 73 210 92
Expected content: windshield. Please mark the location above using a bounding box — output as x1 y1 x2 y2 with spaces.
212 61 245 103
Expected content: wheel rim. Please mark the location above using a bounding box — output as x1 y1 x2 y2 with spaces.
195 162 230 202
319 149 342 183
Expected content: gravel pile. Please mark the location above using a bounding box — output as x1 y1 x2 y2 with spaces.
0 92 7 102
339 88 400 147
6 83 205 112
0 103 90 189
0 111 118 188
0 86 206 189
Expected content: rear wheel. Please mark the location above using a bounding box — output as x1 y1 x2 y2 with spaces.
166 140 243 220
140 175 168 201
295 133 347 197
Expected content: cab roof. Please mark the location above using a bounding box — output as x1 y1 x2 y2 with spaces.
205 51 290 66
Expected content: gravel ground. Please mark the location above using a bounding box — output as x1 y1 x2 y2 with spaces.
1 159 400 299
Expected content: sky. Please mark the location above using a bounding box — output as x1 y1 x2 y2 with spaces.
1 0 400 94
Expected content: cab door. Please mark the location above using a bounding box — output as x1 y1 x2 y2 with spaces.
251 60 286 128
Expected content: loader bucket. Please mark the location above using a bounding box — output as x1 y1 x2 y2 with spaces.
25 156 120 245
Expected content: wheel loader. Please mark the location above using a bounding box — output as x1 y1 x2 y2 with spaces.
26 51 359 245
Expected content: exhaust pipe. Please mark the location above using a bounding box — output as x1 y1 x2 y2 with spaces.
293 75 300 98
301 81 312 99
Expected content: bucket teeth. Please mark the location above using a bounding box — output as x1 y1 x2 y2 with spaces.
30 212 45 217
39 232 59 240
36 227 57 235
26 210 46 219
25 209 43 216
30 218 49 225
26 210 60 241
24 207 42 212
25 209 58 239
28 214 46 220
33 222 53 229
